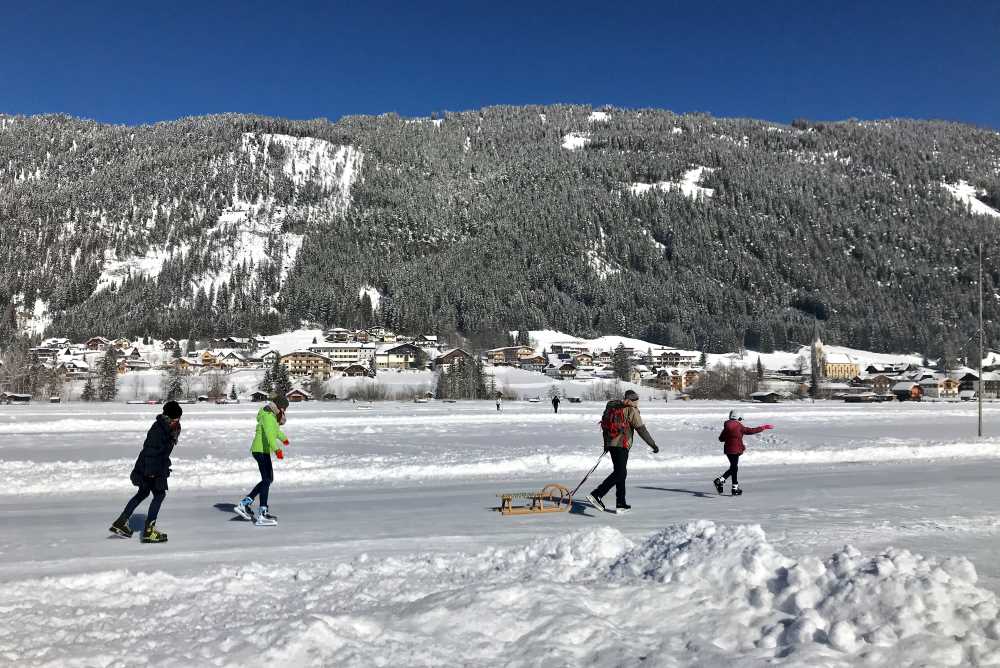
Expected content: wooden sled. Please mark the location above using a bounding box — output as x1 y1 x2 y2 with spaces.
497 483 572 516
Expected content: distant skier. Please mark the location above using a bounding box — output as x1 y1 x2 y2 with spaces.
234 395 289 525
495 391 503 412
713 409 773 496
551 395 561 413
586 389 659 514
109 401 183 543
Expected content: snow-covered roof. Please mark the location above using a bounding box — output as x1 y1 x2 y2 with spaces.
824 353 857 365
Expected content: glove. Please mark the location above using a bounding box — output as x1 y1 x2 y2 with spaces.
276 449 284 460
761 424 775 430
650 444 659 454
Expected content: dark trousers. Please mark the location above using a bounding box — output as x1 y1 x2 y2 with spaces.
120 480 166 526
248 452 274 507
593 447 630 506
721 453 741 485
553 404 559 413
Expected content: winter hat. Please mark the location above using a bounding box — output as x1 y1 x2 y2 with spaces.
163 401 183 419
623 389 640 402
728 409 743 421
272 395 290 410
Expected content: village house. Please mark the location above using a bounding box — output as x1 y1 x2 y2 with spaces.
574 352 594 366
375 343 423 369
259 350 280 365
655 350 699 367
486 346 535 366
85 336 112 351
285 388 313 402
518 354 548 373
549 342 590 356
324 328 353 342
545 362 577 380
176 357 205 372
161 338 178 350
414 334 440 348
892 381 923 401
308 342 378 365
869 374 896 395
433 348 473 371
281 351 334 379
342 364 370 377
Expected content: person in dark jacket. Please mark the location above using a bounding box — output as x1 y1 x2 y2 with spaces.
586 389 659 514
713 409 773 496
109 401 183 542
551 395 561 413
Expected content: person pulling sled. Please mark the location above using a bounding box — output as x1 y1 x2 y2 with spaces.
234 396 290 525
713 409 773 496
585 389 659 514
109 401 183 543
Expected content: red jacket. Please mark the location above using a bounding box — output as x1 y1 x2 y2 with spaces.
718 419 764 455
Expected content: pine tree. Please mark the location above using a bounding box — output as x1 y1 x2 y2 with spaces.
81 376 96 401
612 344 631 381
259 363 274 393
756 356 764 381
272 355 292 397
98 352 118 401
229 384 238 400
698 351 707 367
165 366 184 401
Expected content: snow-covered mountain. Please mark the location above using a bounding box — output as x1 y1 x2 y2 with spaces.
2 107 999 358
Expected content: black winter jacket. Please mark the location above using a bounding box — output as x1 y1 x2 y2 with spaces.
130 414 179 490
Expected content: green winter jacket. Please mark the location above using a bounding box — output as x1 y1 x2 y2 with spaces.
251 407 287 455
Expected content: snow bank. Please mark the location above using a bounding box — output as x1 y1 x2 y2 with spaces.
5 522 996 666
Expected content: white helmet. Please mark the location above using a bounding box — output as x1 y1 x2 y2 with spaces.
728 409 743 421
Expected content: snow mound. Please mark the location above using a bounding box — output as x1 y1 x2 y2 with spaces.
6 523 996 666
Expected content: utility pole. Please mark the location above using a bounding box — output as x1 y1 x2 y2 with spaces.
979 241 984 438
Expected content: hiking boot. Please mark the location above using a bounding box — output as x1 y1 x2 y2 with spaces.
141 521 168 543
731 484 743 497
585 492 606 512
713 477 724 494
109 517 133 538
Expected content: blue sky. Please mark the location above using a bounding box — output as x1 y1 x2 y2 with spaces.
1 0 997 128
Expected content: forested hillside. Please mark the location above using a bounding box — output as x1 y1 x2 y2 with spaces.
1 106 999 358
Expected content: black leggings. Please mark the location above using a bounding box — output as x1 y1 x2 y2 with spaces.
722 453 740 485
120 481 167 525
248 452 274 507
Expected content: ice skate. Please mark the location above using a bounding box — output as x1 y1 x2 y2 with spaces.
255 507 277 526
109 517 133 538
141 521 168 543
731 484 743 497
585 492 606 512
234 497 254 521
713 478 724 494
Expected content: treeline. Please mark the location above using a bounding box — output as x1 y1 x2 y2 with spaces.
1 107 999 360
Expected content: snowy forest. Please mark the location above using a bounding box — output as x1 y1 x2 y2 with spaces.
1 106 999 359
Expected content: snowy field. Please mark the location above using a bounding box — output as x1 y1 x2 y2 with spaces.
2 400 1000 666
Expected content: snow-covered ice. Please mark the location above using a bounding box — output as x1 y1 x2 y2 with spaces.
2 400 1000 666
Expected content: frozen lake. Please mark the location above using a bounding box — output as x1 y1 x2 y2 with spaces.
2 400 999 666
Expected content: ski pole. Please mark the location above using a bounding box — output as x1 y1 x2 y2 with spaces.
569 450 607 498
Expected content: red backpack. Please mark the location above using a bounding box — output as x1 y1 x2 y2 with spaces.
600 402 631 449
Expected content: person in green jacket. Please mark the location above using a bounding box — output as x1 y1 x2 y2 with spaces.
234 395 289 525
